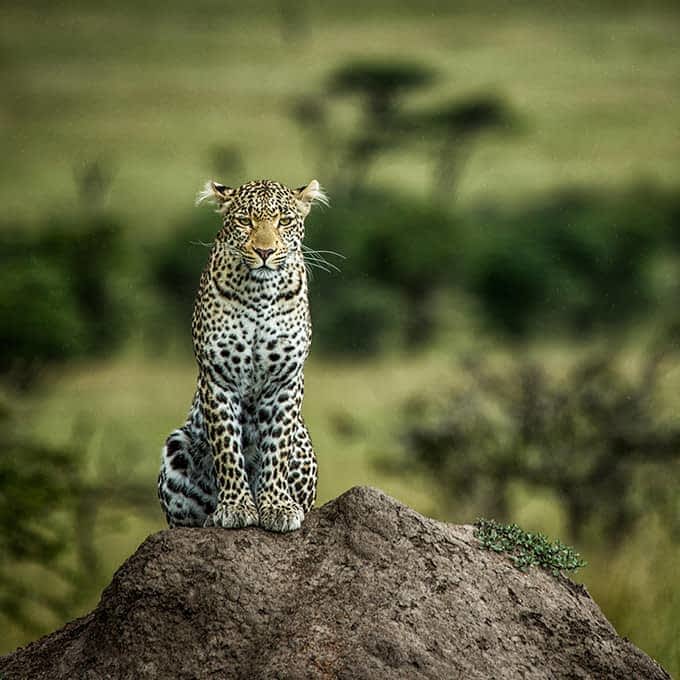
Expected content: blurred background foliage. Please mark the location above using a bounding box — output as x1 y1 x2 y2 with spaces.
1 0 679 673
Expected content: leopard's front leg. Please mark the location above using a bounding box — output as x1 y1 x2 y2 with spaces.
199 373 259 529
255 381 305 533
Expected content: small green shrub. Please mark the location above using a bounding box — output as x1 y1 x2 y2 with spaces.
474 518 587 576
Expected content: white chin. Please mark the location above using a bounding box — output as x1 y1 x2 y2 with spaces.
250 267 278 281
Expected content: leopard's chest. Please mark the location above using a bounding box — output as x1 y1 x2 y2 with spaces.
195 280 310 398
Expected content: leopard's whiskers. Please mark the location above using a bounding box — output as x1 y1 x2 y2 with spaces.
302 245 344 274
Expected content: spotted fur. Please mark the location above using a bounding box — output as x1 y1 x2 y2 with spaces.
158 178 326 532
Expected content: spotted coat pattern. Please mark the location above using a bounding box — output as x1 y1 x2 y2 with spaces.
158 179 324 532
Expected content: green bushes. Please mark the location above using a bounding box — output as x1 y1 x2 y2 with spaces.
0 215 131 386
304 188 460 352
467 187 680 337
309 282 403 355
0 259 87 364
3 184 678 373
146 184 680 355
310 184 680 348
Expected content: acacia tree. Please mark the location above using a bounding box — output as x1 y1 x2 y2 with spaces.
325 60 436 190
417 94 517 201
302 60 517 200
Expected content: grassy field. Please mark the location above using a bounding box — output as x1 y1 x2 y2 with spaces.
2 2 679 233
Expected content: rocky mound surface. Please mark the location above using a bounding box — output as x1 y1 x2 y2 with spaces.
0 486 669 679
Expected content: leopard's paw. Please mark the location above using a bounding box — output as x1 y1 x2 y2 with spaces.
204 499 259 529
258 497 305 533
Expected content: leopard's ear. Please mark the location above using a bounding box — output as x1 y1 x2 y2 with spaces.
295 179 328 217
196 180 234 210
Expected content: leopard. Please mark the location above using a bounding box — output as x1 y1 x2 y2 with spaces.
157 178 327 533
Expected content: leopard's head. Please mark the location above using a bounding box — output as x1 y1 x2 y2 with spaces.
198 178 327 280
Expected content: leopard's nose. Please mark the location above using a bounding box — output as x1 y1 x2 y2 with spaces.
254 247 275 263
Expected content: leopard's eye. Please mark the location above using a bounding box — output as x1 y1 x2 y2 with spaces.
279 215 295 227
234 215 251 228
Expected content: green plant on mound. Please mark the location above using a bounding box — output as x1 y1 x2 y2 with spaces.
474 518 586 576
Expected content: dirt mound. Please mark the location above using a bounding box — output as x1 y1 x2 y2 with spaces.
1 486 669 679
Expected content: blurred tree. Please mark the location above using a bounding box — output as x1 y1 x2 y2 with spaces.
285 59 524 348
0 215 132 388
73 158 114 211
329 60 435 126
469 187 676 337
291 59 518 206
210 144 244 181
397 347 680 542
305 187 460 349
417 94 518 202
326 60 436 190
290 94 333 178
